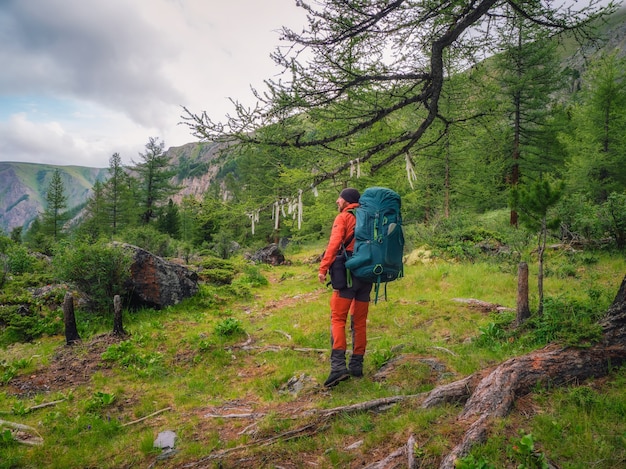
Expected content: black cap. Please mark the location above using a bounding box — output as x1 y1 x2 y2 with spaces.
340 188 360 204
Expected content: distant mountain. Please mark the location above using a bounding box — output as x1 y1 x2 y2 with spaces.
0 162 109 234
0 140 229 235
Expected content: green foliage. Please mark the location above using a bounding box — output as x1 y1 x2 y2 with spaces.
177 154 209 180
101 338 165 377
201 268 234 285
237 265 269 287
132 137 180 225
1 357 32 385
117 225 176 258
41 168 68 241
23 217 56 256
368 347 396 370
495 21 568 186
412 212 517 263
85 391 116 412
53 241 132 312
456 453 496 469
563 52 626 201
198 256 237 285
211 229 234 259
9 226 23 244
510 179 564 232
213 317 245 338
0 428 16 447
600 191 626 249
521 296 604 348
475 320 508 347
0 304 63 346
157 199 181 239
508 432 549 469
5 244 35 275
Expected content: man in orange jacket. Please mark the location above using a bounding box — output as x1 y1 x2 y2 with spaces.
318 188 373 387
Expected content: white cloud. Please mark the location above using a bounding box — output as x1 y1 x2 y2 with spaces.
0 0 307 167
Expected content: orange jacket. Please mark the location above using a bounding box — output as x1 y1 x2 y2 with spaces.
319 202 359 276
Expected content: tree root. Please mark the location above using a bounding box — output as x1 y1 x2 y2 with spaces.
367 276 626 468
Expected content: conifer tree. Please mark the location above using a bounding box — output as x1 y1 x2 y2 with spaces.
42 169 68 241
105 152 131 234
158 199 181 239
132 137 179 225
510 179 563 314
80 180 108 240
494 7 567 225
563 52 626 201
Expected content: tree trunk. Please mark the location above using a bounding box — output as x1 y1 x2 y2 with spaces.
423 275 626 469
113 295 126 337
537 218 547 315
516 262 530 326
63 292 81 345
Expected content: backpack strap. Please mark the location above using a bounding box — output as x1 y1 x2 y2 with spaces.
344 208 356 248
342 209 356 288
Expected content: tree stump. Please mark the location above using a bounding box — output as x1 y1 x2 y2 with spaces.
113 295 126 337
63 292 81 345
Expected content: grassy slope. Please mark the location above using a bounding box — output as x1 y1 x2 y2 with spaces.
1 248 625 468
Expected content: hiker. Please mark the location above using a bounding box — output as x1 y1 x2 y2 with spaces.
318 188 373 387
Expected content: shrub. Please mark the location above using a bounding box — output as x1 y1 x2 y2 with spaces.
53 241 132 312
198 257 237 285
117 225 176 257
214 317 245 337
600 192 626 249
6 244 35 275
0 305 63 346
201 268 235 285
521 296 604 348
239 265 268 287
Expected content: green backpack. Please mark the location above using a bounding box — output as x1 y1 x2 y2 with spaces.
345 187 404 302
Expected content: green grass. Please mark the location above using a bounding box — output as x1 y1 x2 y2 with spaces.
1 247 625 468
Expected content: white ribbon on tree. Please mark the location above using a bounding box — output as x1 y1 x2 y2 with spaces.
273 201 280 230
349 158 362 178
405 153 417 190
246 186 310 235
297 189 303 229
247 210 260 235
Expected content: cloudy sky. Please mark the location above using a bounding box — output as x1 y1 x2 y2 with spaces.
0 0 307 168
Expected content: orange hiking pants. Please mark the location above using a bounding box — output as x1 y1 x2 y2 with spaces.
329 276 372 354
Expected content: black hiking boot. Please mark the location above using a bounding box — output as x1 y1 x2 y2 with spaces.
325 349 350 387
348 353 364 377
324 370 350 388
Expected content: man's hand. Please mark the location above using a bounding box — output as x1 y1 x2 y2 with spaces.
318 273 327 284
